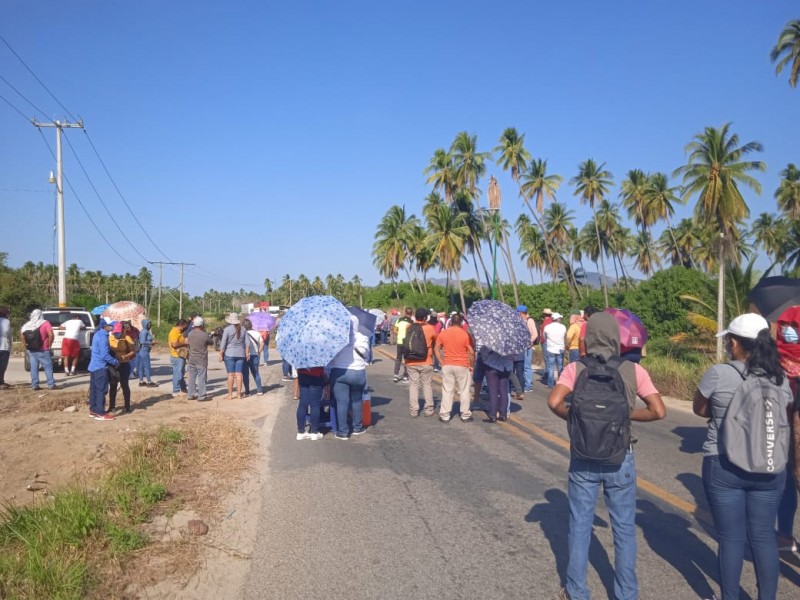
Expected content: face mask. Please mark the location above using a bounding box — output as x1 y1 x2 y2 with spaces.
781 325 798 344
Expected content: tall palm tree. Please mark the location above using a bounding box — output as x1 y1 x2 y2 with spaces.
776 163 800 219
450 132 491 195
751 212 789 266
426 204 470 313
452 189 491 296
515 214 547 283
644 172 684 262
596 200 631 284
771 19 800 88
372 205 418 296
424 149 457 203
674 123 765 360
619 169 651 233
571 159 614 306
630 231 660 277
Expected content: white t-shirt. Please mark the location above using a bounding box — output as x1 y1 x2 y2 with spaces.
543 322 567 354
0 317 10 352
63 318 83 340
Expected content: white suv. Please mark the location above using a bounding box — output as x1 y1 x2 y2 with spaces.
24 307 96 372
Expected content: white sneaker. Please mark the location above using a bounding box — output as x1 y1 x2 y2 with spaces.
296 432 311 441
308 432 323 441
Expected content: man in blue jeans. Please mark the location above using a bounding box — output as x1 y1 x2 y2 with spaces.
547 312 666 600
20 309 59 390
87 318 119 421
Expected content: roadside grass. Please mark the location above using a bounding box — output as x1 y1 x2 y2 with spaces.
641 355 710 401
0 426 188 599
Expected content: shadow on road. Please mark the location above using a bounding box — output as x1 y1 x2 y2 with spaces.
672 426 707 454
526 488 615 596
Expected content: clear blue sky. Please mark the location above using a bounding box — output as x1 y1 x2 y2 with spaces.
1 1 797 296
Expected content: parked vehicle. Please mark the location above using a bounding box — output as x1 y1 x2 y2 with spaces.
24 307 96 372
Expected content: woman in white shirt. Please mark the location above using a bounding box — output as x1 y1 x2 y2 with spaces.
327 315 370 440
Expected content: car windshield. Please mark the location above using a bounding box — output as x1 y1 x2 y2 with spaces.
44 313 93 328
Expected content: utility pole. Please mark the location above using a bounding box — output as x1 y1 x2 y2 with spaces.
33 118 84 307
149 261 195 324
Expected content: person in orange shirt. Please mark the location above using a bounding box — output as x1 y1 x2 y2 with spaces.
405 308 437 417
434 313 475 423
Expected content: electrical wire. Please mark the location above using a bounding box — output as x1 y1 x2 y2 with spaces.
0 33 77 121
82 130 174 262
0 73 49 119
36 128 141 268
61 133 152 264
0 91 31 121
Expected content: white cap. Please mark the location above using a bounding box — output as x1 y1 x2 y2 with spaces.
551 312 563 320
716 313 769 339
193 316 204 327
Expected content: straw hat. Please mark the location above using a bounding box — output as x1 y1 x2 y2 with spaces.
225 313 241 325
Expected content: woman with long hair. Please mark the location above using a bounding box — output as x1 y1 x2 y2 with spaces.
219 313 249 400
693 313 793 600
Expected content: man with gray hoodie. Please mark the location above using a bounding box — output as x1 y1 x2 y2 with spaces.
547 312 665 600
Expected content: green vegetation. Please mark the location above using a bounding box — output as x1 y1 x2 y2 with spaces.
0 427 185 599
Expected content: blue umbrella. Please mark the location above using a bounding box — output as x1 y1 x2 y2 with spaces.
91 304 110 316
348 306 377 338
247 312 277 332
276 295 352 369
467 300 530 357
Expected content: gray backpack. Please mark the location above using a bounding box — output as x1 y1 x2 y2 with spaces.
720 364 791 474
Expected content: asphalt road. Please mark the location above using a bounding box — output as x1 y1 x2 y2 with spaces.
242 348 800 600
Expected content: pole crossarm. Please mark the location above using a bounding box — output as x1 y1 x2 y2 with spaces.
148 261 196 322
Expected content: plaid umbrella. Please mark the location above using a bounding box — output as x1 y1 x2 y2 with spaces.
748 276 800 322
348 306 378 338
247 312 277 332
276 295 352 369
466 300 530 357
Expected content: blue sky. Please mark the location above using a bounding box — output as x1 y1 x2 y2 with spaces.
1 1 797 296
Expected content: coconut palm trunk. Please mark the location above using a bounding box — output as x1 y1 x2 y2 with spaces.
471 254 486 298
501 236 521 306
454 269 467 315
591 205 610 307
523 200 577 304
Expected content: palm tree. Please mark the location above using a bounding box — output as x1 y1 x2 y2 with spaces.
630 231 660 277
619 169 651 233
571 159 614 306
450 132 490 195
776 163 800 219
751 213 789 266
674 123 765 360
596 200 631 284
372 205 418 296
515 214 547 283
771 19 800 88
644 172 684 260
426 204 470 313
424 149 457 203
452 189 491 295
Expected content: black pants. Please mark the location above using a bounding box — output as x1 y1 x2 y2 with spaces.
394 345 407 377
109 362 132 411
0 350 9 384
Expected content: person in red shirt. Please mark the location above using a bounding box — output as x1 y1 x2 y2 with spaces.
405 308 437 417
434 313 475 423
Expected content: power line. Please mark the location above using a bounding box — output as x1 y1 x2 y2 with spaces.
61 132 152 264
0 73 49 119
82 130 174 262
0 91 31 121
36 128 141 268
0 33 77 121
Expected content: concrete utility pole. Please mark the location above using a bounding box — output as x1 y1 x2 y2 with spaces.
149 261 196 323
33 118 84 307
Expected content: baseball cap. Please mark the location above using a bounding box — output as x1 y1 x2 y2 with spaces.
517 305 527 313
716 313 769 339
552 312 563 320
193 316 204 327
99 318 114 328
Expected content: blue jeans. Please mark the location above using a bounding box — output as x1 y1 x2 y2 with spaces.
282 359 292 378
544 350 564 388
329 367 366 436
28 350 55 388
778 465 797 538
567 451 638 600
523 347 533 390
703 455 785 600
170 356 186 393
262 345 269 364
88 367 109 415
297 375 325 434
224 356 245 373
138 347 152 383
569 349 581 363
242 355 262 394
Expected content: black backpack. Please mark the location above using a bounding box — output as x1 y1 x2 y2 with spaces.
567 355 631 465
23 327 44 352
404 323 429 361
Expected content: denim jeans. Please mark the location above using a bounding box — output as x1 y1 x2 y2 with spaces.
778 465 797 538
702 454 785 600
242 355 262 394
297 376 324 434
394 346 407 378
282 359 292 378
567 451 638 600
511 360 525 395
544 350 564 388
523 347 533 390
262 345 269 364
28 350 55 388
224 356 245 373
188 364 207 398
137 347 153 383
569 349 581 364
329 367 366 436
170 356 186 393
485 367 510 419
88 367 109 415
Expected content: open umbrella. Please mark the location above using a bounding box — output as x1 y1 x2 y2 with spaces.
466 300 530 357
276 295 352 369
604 308 648 351
101 301 147 330
91 304 110 316
748 276 800 322
368 308 387 330
247 312 277 332
348 306 378 338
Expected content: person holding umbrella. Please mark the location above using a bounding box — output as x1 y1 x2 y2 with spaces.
326 315 370 439
480 347 513 423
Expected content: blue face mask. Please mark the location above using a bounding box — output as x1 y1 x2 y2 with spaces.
781 325 799 344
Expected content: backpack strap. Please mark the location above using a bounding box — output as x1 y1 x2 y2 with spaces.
725 362 747 381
